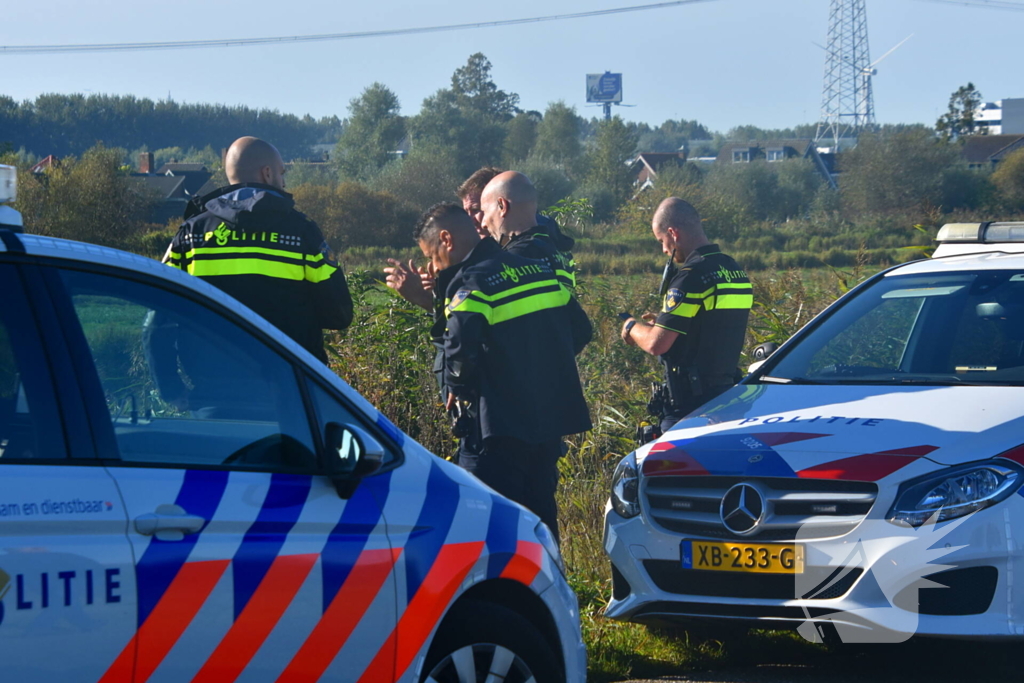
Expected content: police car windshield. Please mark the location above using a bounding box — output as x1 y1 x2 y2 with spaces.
764 270 1024 386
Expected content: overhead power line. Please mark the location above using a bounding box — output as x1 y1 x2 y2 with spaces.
2 0 1018 55
0 0 716 55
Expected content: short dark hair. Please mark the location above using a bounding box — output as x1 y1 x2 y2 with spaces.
413 202 472 243
653 197 702 235
456 166 504 200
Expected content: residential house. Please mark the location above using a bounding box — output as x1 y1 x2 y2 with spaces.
29 155 59 175
961 135 1024 171
134 153 216 225
628 152 687 192
716 139 838 189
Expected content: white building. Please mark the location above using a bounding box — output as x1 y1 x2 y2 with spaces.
976 98 1024 135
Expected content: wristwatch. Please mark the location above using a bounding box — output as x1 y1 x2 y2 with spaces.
624 319 637 335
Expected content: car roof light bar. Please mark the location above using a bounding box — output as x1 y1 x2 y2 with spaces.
936 222 1024 244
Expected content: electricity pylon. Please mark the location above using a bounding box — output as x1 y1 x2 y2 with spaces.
815 0 874 149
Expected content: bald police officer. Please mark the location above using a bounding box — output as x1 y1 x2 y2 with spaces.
621 198 752 433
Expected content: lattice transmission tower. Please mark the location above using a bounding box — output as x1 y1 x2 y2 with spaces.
815 0 874 149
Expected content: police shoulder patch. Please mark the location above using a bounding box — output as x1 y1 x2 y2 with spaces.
664 288 684 312
447 289 472 313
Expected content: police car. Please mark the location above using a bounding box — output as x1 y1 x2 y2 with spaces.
605 223 1024 643
0 226 583 681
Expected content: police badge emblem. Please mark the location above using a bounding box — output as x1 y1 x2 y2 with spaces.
447 289 472 314
664 288 684 312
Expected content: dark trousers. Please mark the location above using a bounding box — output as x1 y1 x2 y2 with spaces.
458 435 562 543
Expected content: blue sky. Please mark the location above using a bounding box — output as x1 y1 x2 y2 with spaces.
1 0 1020 132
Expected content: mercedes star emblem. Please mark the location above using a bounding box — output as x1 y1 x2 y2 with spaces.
720 483 765 535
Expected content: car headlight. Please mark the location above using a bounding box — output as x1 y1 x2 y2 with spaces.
887 460 1024 527
534 521 565 575
611 451 640 519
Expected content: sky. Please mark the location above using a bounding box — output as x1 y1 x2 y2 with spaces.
1 0 1021 132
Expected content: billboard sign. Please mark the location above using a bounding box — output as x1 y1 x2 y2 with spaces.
587 72 623 103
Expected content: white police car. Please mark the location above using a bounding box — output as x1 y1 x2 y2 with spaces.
0 228 583 681
605 223 1024 643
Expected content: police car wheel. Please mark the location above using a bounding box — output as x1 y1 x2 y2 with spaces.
421 601 562 683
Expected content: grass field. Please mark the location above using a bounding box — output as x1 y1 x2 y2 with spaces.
329 264 863 680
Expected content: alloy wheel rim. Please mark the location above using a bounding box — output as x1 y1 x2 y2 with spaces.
424 643 536 683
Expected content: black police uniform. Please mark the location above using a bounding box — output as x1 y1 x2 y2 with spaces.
166 184 353 363
654 244 752 432
506 223 578 291
442 237 592 540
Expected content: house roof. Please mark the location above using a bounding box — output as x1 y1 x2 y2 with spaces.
193 178 219 198
718 139 813 159
628 152 686 180
29 155 58 174
157 162 209 174
961 135 1024 164
134 175 186 200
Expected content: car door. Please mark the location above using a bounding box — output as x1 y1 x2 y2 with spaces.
48 262 395 682
0 259 135 681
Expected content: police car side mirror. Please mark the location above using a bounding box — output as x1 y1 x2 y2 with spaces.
748 342 780 374
323 422 385 499
752 342 779 361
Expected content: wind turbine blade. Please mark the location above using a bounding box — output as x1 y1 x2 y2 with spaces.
869 33 914 69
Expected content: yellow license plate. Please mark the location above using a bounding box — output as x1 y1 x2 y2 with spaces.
682 540 804 574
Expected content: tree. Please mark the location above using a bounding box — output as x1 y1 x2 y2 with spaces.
503 111 540 164
450 53 519 120
533 101 583 167
992 147 1024 209
936 83 983 142
409 54 520 176
839 128 961 215
0 93 341 160
290 182 419 249
14 144 158 249
517 156 575 209
371 142 463 212
579 116 638 218
334 83 406 181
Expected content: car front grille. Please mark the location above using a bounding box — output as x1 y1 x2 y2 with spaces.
644 476 877 541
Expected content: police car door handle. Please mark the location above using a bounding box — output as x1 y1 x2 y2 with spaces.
134 504 206 541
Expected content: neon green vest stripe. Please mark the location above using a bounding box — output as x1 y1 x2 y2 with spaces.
449 288 570 324
469 278 562 302
187 258 305 280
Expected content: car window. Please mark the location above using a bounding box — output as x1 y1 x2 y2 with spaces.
768 271 1024 385
59 269 317 471
0 266 66 460
804 296 922 376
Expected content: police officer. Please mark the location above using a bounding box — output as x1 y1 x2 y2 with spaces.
621 198 752 433
164 136 352 364
415 203 591 541
480 171 579 292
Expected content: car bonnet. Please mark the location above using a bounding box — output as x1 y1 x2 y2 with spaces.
636 383 1024 481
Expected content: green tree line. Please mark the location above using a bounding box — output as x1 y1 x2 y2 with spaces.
0 93 341 160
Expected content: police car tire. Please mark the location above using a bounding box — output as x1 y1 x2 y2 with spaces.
420 600 563 683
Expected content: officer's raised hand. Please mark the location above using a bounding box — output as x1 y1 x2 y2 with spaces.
384 258 433 311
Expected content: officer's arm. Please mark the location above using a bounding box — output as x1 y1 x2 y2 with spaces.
164 227 187 269
304 221 354 330
443 309 486 398
625 275 701 356
625 320 678 356
316 261 354 331
567 295 592 355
